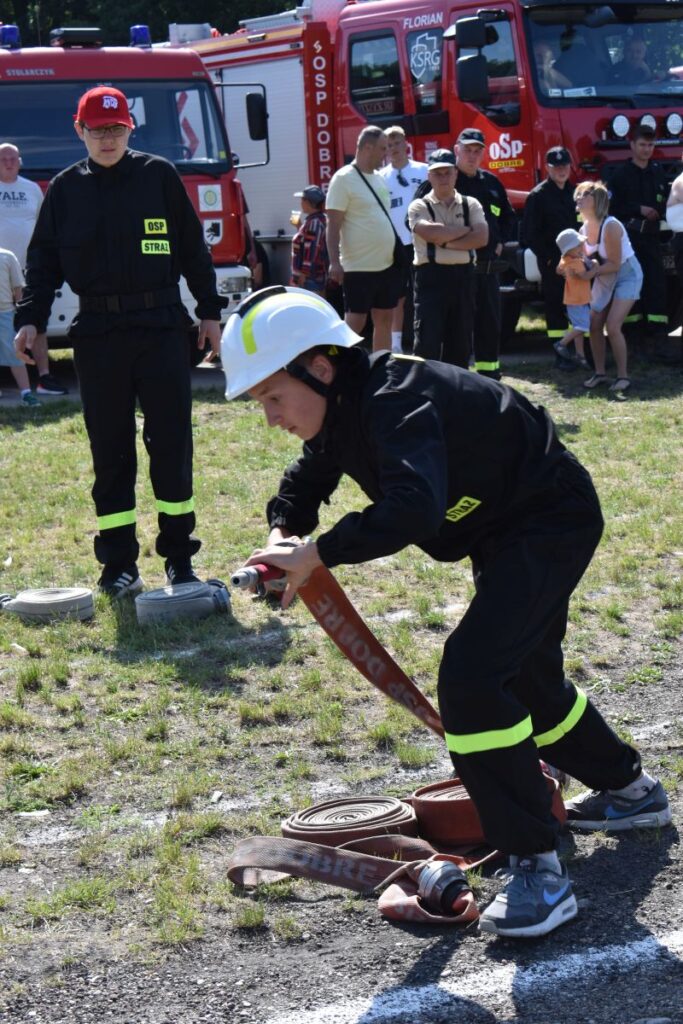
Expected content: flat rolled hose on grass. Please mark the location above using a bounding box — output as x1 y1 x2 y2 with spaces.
0 587 95 622
281 796 418 846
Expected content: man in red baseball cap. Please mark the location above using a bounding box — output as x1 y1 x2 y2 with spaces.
73 87 135 169
14 86 226 597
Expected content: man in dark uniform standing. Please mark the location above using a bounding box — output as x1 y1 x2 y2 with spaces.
608 125 670 350
222 287 671 939
14 87 225 597
454 128 516 380
520 147 580 359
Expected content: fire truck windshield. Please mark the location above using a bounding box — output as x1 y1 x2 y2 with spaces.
2 79 231 176
526 5 683 107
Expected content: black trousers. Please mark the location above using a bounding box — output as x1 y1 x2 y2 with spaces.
632 238 668 333
73 328 200 568
472 270 502 375
413 262 474 367
437 455 640 855
539 258 568 340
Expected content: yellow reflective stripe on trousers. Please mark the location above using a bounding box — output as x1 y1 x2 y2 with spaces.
97 509 136 530
534 687 587 748
474 361 500 372
155 497 195 516
445 715 532 755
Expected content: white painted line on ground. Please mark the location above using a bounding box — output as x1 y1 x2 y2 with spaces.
263 928 683 1024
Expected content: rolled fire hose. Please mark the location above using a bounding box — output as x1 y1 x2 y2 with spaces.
135 578 230 625
281 796 417 845
232 563 443 737
227 834 479 925
0 587 95 622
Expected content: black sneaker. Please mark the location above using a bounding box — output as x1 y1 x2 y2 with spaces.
98 564 143 599
37 373 69 396
165 559 201 586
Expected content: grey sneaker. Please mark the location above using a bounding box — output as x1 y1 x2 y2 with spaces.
565 780 671 831
479 856 577 939
98 564 144 599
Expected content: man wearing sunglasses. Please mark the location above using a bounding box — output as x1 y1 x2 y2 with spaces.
378 126 428 353
14 86 225 598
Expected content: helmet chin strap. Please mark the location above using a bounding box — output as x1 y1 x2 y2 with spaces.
284 360 332 398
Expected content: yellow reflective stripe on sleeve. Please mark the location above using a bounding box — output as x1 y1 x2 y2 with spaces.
534 687 588 748
445 715 532 755
97 509 136 530
155 497 195 516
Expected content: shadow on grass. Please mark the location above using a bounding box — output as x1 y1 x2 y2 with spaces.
0 397 80 431
505 353 683 402
106 597 295 695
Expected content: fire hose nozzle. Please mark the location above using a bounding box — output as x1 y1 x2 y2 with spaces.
416 860 471 916
230 563 286 591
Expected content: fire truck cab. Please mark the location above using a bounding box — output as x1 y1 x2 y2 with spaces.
0 25 252 339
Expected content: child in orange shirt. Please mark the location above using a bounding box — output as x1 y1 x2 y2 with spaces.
554 229 592 369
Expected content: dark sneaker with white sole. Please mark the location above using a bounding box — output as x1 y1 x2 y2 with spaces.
36 373 69 396
98 564 143 599
565 780 671 831
165 559 201 586
479 856 578 939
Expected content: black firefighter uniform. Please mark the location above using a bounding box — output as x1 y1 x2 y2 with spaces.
267 351 642 854
15 149 225 569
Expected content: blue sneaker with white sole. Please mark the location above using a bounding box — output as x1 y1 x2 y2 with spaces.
479 856 578 939
565 780 671 832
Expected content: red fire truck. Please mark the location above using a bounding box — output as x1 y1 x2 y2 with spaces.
180 0 682 309
0 24 253 338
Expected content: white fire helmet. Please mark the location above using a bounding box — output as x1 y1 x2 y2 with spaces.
221 286 363 400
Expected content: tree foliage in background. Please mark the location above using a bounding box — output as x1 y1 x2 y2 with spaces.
1 1 294 46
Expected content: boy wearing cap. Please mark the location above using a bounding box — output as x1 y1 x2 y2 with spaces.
520 147 581 352
408 149 488 367
454 128 516 380
14 86 225 597
553 229 591 368
291 185 329 296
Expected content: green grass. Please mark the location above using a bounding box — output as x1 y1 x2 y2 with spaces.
0 360 681 958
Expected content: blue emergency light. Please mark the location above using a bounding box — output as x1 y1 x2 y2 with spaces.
130 24 152 48
0 24 21 49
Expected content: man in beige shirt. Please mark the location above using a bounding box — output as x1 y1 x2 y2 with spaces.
408 149 488 366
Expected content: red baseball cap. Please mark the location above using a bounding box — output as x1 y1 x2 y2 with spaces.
74 87 134 129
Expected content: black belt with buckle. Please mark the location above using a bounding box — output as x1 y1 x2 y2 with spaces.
79 285 181 314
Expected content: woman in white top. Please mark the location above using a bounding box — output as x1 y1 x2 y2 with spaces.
572 180 643 393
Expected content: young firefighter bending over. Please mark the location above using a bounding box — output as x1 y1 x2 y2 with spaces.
222 286 671 939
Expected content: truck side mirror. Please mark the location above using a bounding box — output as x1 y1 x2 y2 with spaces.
456 54 490 106
246 92 268 142
452 17 488 50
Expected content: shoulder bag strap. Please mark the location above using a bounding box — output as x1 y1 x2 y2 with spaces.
353 164 401 244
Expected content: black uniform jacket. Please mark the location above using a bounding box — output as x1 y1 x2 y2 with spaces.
520 178 580 269
456 168 516 260
267 351 573 568
15 149 223 336
608 159 668 226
